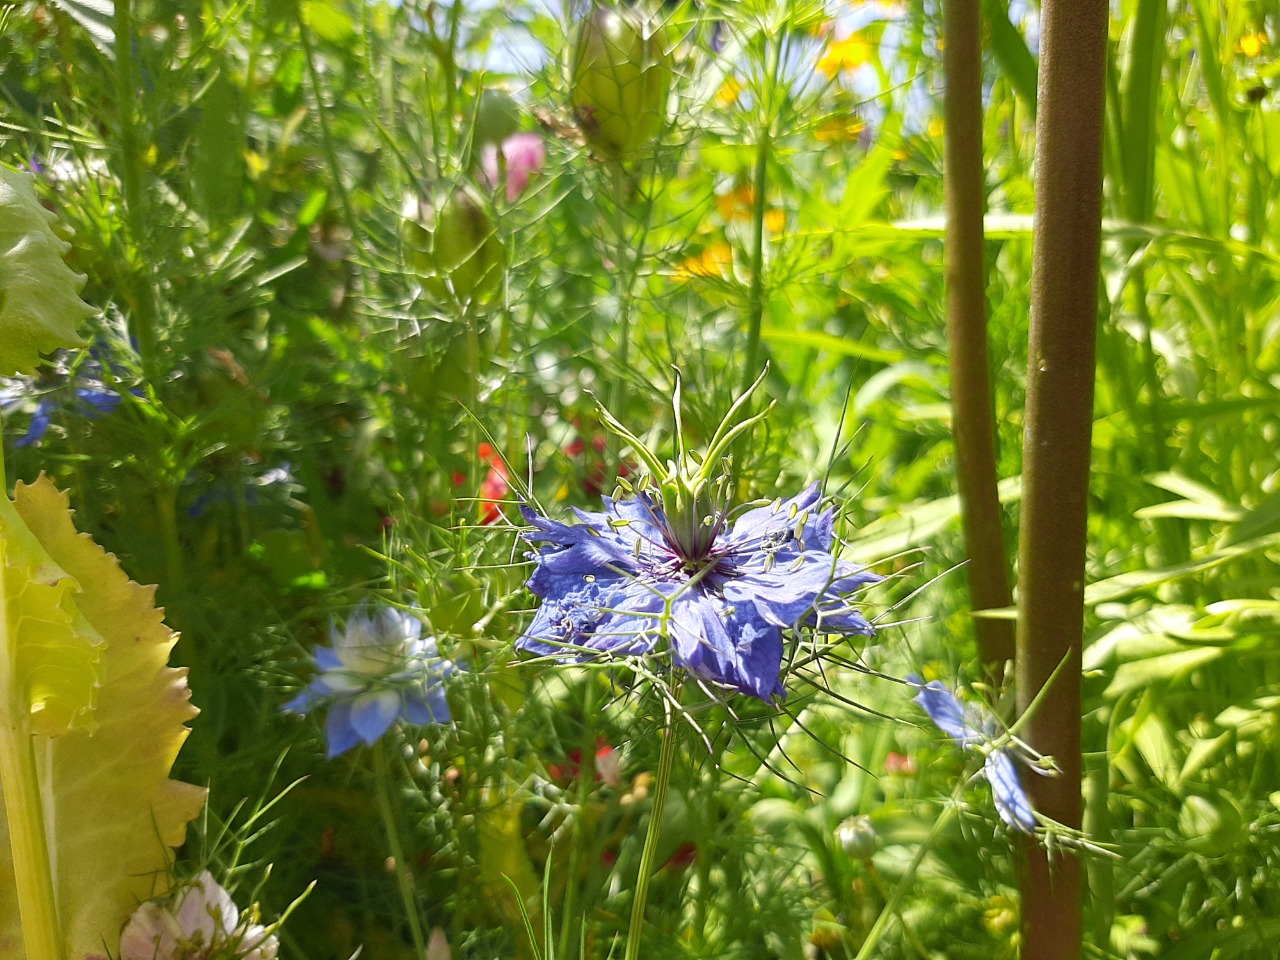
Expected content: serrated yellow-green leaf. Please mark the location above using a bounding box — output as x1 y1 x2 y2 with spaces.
0 167 95 376
0 494 103 740
0 477 207 960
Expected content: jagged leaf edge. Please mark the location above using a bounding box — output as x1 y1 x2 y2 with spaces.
0 477 206 960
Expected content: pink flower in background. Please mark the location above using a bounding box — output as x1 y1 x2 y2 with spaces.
481 133 546 202
119 871 278 960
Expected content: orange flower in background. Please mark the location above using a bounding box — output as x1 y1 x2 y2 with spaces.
817 33 871 78
675 242 733 279
1238 31 1267 57
716 184 755 221
764 208 786 233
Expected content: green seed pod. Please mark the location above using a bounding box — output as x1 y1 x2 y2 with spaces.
473 88 522 147
400 186 505 305
836 815 877 860
569 5 672 160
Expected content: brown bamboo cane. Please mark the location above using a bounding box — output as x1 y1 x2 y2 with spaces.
1015 1 1109 957
943 0 1016 668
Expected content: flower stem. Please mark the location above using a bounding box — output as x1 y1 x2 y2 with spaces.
943 0 1015 668
373 740 429 960
155 485 185 597
557 677 599 960
741 122 770 396
741 27 782 397
0 550 65 960
299 16 356 233
623 687 680 960
606 162 635 424
852 802 958 960
112 0 158 373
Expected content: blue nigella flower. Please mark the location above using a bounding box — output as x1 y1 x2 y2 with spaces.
516 482 881 701
1 350 134 447
284 606 454 758
909 675 1037 832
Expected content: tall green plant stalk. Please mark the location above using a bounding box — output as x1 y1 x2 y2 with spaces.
741 26 782 396
622 688 679 960
606 163 638 420
0 433 64 960
0 717 63 960
1113 0 1189 573
942 0 1015 668
556 678 599 960
373 740 429 960
741 119 770 396
299 17 357 232
1015 2 1108 958
112 0 157 372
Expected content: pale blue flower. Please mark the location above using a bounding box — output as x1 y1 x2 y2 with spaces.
909 675 1037 832
285 606 454 758
517 483 880 701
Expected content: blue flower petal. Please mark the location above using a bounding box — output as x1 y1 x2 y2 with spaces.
910 676 983 744
726 610 785 700
14 400 55 447
910 676 1037 831
314 646 344 671
668 591 740 684
725 551 843 627
349 690 400 745
324 700 363 758
286 606 456 757
75 385 123 417
985 750 1037 832
402 683 451 724
282 683 325 714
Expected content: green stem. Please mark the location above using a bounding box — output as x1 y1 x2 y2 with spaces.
606 163 635 421
373 739 429 960
557 677 599 960
0 545 64 960
112 0 158 373
623 689 679 960
0 739 63 960
443 0 463 156
299 17 357 232
852 804 958 960
155 486 186 597
741 124 769 395
464 303 481 487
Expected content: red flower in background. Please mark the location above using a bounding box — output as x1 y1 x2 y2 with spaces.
477 443 510 524
884 751 918 777
449 444 510 524
663 842 697 871
548 737 621 788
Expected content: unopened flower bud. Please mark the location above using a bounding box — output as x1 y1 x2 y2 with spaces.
569 5 672 160
836 815 877 860
400 186 505 304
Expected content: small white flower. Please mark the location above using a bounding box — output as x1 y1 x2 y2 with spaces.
119 871 278 960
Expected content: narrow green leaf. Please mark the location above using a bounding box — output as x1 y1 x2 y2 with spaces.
982 0 1038 117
